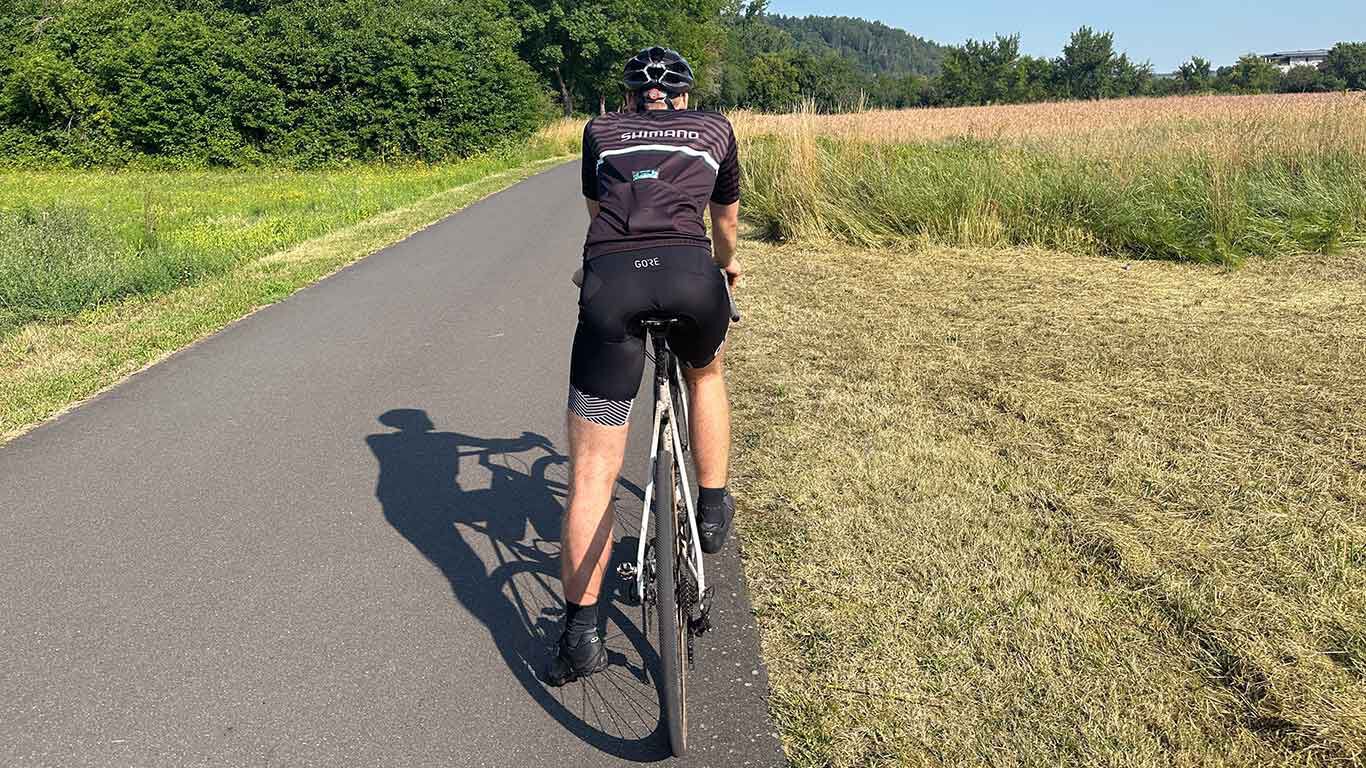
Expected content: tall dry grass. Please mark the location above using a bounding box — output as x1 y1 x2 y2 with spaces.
538 94 1366 265
727 93 1365 146
735 93 1366 265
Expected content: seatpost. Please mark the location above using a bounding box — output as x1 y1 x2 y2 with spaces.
651 329 671 386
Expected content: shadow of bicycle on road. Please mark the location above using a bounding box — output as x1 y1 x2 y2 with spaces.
365 408 667 761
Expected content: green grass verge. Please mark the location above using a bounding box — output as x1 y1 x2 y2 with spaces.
728 237 1366 766
1 155 568 440
0 140 570 335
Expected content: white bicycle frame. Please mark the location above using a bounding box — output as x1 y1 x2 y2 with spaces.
634 356 707 608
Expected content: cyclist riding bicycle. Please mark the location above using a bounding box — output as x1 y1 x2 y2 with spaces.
549 46 743 686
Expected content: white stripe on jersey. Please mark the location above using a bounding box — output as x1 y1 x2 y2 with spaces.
596 144 720 173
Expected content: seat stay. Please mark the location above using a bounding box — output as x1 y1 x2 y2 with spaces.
672 402 706 600
632 328 707 615
635 386 667 604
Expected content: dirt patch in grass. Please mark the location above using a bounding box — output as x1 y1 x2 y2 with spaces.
727 238 1365 766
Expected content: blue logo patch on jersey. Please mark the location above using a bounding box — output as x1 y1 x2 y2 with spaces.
632 169 660 181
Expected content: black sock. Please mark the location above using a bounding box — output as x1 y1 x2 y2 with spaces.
565 601 598 635
699 483 732 519
699 485 727 506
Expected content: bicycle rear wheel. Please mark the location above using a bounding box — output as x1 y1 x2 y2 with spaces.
654 419 688 756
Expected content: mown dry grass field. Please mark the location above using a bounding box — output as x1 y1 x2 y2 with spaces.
698 93 1366 766
726 237 1365 767
542 97 1366 763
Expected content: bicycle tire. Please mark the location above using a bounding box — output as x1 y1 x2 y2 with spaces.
654 418 688 756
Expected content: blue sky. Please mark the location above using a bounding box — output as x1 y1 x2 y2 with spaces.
766 0 1366 72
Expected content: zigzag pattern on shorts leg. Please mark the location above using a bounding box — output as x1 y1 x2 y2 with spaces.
569 386 633 427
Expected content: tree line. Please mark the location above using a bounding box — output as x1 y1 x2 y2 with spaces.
1 0 547 165
714 17 1366 111
525 0 1366 114
927 29 1366 107
2 0 1363 166
509 1 948 115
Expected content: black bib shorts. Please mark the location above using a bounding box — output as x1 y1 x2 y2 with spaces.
568 245 729 426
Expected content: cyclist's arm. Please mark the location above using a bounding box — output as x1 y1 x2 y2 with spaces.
709 201 739 267
581 120 601 223
710 123 742 284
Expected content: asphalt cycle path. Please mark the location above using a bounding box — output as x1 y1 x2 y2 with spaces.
0 163 784 767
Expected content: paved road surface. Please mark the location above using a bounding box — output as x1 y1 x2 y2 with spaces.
0 163 784 767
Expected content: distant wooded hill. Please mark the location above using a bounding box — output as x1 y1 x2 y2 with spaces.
765 14 949 76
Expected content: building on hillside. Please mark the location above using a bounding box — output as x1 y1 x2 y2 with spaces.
1260 49 1329 71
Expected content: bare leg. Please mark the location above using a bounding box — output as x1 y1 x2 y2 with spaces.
682 351 730 489
562 412 629 605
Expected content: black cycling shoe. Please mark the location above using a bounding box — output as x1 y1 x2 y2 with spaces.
697 491 735 555
546 627 608 687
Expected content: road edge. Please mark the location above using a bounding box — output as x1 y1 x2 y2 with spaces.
1 156 572 444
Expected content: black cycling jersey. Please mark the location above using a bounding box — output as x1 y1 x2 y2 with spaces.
581 109 740 259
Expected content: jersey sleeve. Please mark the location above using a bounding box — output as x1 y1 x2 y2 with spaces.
710 125 740 205
581 122 599 201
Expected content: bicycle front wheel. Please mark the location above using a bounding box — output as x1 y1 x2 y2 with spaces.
654 422 688 756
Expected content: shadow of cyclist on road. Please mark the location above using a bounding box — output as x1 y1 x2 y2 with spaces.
365 408 662 759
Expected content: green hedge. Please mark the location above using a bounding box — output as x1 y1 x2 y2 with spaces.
0 0 551 167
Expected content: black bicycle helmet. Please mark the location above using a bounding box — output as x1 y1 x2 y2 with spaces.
622 46 695 95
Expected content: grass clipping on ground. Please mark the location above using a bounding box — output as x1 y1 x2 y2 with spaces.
0 157 566 440
728 238 1366 766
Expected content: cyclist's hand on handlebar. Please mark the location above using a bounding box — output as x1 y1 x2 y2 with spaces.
722 256 742 289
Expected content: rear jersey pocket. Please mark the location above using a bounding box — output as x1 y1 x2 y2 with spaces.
623 179 702 237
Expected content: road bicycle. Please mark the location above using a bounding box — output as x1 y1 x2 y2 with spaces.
615 276 739 757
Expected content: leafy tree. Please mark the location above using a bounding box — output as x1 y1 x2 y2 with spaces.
1218 54 1283 93
867 72 930 108
938 35 1022 105
1110 53 1153 97
2 47 102 132
1057 26 1115 99
653 0 730 107
1 0 546 165
745 51 800 111
1176 56 1213 94
1321 42 1366 89
513 0 636 116
1008 56 1057 103
1278 65 1344 93
769 48 865 111
513 0 725 115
